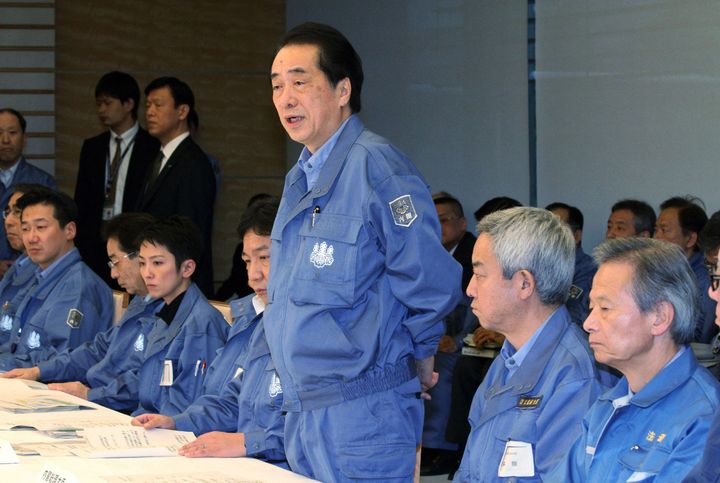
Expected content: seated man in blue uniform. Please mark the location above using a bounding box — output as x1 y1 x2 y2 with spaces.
546 202 597 326
683 257 720 483
655 196 716 343
0 190 113 370
268 22 462 481
0 212 163 413
132 215 228 417
132 197 286 465
0 108 57 277
550 237 720 482
0 184 51 347
454 207 613 482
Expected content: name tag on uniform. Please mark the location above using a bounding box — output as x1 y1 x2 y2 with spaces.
159 360 174 386
498 441 535 477
517 395 542 409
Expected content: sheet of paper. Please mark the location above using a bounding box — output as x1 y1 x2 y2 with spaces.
13 441 92 457
0 439 18 464
81 426 196 458
102 474 262 483
0 395 94 414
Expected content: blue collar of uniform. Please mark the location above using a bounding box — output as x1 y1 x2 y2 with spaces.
15 254 30 268
228 292 260 338
36 248 78 281
244 316 271 362
688 250 705 273
489 306 572 395
0 157 21 186
600 345 694 407
297 115 352 191
500 308 554 376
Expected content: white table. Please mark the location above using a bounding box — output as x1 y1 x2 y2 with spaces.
0 379 314 482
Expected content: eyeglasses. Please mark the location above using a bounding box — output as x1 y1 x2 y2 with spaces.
713 274 720 292
107 251 137 269
705 262 720 291
2 206 21 220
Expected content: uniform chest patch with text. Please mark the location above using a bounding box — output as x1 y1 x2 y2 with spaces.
517 395 543 409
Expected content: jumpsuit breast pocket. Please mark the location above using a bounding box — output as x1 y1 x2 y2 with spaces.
291 213 363 307
617 442 670 482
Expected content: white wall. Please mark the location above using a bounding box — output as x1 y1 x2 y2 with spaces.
286 0 530 221
536 0 720 249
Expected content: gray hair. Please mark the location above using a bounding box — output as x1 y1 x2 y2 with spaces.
477 207 575 306
592 237 697 345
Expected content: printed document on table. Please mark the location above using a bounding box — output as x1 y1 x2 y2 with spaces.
81 426 196 458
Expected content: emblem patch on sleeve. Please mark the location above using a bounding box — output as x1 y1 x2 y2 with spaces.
389 194 418 227
66 308 84 329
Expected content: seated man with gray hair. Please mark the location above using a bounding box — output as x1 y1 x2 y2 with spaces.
550 237 720 482
454 207 613 482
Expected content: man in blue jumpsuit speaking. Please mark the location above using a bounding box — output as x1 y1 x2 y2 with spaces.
267 22 462 481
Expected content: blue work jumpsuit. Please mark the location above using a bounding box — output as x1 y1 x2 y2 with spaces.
265 115 462 481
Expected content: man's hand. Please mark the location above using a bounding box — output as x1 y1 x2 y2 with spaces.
179 432 246 458
0 260 13 278
0 366 40 380
472 327 505 348
47 381 90 400
416 356 439 401
131 414 176 430
438 335 457 353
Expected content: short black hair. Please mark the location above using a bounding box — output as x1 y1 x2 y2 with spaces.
95 71 141 120
237 197 280 239
278 22 363 113
474 196 522 222
611 199 656 236
433 193 465 218
700 211 720 255
545 202 584 232
16 190 77 229
144 77 199 130
0 108 27 133
137 215 203 271
9 183 54 200
102 212 156 254
659 196 708 243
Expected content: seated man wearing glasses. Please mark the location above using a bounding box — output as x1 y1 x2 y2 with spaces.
0 184 52 348
1 213 163 413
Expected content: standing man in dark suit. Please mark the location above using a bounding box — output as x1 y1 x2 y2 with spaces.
421 192 476 475
138 77 215 296
74 72 159 286
0 108 57 277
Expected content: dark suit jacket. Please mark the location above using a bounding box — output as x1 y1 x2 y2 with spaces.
454 231 476 291
445 230 476 336
136 135 216 296
74 127 159 286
